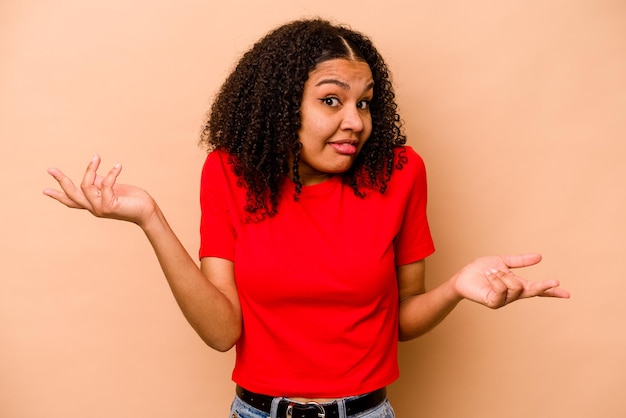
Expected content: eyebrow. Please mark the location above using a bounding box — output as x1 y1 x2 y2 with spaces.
315 79 375 92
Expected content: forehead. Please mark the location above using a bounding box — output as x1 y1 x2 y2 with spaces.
307 59 373 84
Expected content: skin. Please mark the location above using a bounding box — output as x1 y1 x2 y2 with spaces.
296 59 374 185
43 58 570 404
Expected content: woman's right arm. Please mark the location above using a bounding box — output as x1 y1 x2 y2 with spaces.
44 155 241 352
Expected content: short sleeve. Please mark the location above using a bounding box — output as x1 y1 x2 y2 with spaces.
393 147 435 265
199 151 237 261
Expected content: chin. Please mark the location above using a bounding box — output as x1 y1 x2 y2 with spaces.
329 169 350 175
325 162 355 174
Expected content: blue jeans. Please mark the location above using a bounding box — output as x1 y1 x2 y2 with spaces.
229 393 395 418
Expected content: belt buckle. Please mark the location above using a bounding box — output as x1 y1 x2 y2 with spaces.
286 401 326 418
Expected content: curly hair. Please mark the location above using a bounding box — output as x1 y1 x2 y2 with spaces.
200 18 406 219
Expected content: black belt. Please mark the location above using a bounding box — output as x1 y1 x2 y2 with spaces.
235 385 387 418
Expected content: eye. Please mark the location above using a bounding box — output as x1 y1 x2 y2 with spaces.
320 97 341 107
357 99 371 110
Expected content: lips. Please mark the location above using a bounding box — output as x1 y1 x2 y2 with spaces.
328 141 358 155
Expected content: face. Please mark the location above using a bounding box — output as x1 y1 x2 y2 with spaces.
296 58 374 185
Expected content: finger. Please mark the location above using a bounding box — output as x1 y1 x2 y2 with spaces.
484 269 508 307
542 286 571 299
500 253 542 269
498 271 525 304
80 155 102 201
42 186 83 209
93 174 105 189
525 280 571 299
99 162 122 204
45 167 90 209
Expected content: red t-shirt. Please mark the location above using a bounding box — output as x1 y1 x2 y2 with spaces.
199 146 435 398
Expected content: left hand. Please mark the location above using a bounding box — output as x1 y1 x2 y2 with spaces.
452 254 570 309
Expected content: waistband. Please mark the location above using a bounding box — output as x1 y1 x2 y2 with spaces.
235 385 387 418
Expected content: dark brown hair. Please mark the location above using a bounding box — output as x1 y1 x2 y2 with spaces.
201 18 406 219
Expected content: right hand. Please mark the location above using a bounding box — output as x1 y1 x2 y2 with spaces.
43 154 157 227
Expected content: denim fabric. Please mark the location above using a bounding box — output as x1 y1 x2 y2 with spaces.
351 399 395 418
229 395 269 418
228 395 395 418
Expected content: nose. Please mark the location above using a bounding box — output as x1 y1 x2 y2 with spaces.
340 106 365 132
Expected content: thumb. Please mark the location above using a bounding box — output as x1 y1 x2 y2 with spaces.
501 253 542 269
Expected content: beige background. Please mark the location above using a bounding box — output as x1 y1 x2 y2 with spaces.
2 0 625 417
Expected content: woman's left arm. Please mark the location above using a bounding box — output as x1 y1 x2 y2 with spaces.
397 254 571 341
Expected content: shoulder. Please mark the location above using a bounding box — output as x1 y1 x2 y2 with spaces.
202 149 235 178
380 146 428 198
392 146 427 178
200 149 243 195
203 148 231 167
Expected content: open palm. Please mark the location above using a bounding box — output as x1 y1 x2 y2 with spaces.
43 155 157 227
453 254 570 308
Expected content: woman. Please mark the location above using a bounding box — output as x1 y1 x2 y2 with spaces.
44 18 569 418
